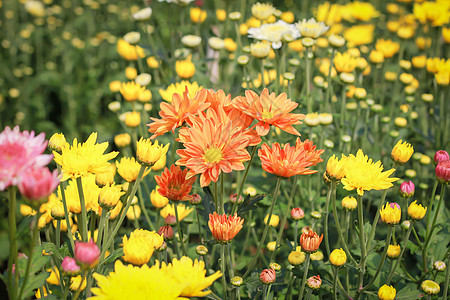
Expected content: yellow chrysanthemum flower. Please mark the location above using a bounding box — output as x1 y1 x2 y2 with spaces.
70 275 87 292
326 154 348 181
334 52 357 73
116 157 150 182
408 200 427 220
341 1 379 22
48 133 68 153
391 140 414 165
343 24 374 47
60 174 101 214
380 202 401 225
119 81 145 102
159 256 222 297
98 184 124 210
341 150 398 196
160 203 193 221
251 2 276 20
53 132 118 181
387 244 401 258
91 260 182 300
378 284 396 300
136 138 169 167
159 81 203 103
150 186 169 208
175 56 196 79
117 39 145 61
375 39 400 58
264 214 280 227
95 163 116 187
122 229 164 265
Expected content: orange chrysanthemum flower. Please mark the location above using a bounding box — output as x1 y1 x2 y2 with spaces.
299 229 323 253
154 165 196 202
147 88 210 139
232 88 305 136
176 112 251 187
258 138 323 178
208 212 244 243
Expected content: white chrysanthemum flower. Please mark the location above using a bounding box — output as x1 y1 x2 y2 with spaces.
181 35 202 48
132 7 152 21
248 20 300 49
295 18 329 39
123 32 141 44
251 2 276 20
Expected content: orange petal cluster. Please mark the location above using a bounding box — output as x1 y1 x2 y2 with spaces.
208 212 244 243
154 165 196 202
299 229 323 253
232 88 305 136
258 138 323 178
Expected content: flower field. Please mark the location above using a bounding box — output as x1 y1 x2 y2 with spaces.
0 0 449 299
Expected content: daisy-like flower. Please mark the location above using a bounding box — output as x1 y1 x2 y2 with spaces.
155 165 196 201
159 81 203 103
122 229 164 265
159 256 222 298
295 18 329 39
136 138 169 167
326 154 348 181
91 260 182 300
116 157 151 182
248 20 300 49
0 126 53 190
148 87 210 139
53 132 118 181
208 212 244 243
341 149 398 196
251 2 276 21
176 111 252 187
258 138 323 178
120 82 146 102
160 203 193 221
232 88 305 136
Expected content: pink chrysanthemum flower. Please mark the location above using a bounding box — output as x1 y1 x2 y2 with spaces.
0 126 52 191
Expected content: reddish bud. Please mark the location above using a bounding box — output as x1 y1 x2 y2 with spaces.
291 207 305 220
158 225 174 240
260 268 276 284
434 150 449 164
399 181 415 198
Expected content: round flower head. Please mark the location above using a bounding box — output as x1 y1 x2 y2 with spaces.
116 157 150 182
407 201 427 220
136 138 169 167
196 245 208 256
150 186 169 208
264 214 279 227
435 160 450 183
260 268 276 284
299 229 323 253
247 20 300 49
342 196 357 210
122 229 164 265
399 181 414 198
251 2 276 20
391 140 414 165
98 185 124 210
74 239 100 269
288 249 306 266
208 212 244 243
380 202 401 225
231 276 243 287
326 154 347 181
387 245 401 259
329 248 347 267
306 275 322 289
61 257 80 277
291 207 305 220
295 18 329 39
18 167 60 206
421 280 440 295
158 225 174 240
434 150 449 164
433 260 446 271
155 165 196 202
378 284 396 300
48 133 68 153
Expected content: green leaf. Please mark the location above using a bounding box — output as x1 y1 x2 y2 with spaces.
405 240 419 255
21 271 50 298
103 248 124 265
395 284 421 299
237 194 266 217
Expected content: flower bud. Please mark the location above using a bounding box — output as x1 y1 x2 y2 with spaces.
99 185 124 210
231 276 243 287
380 202 401 225
288 250 306 266
401 220 410 230
306 275 322 289
408 200 427 220
434 150 449 164
435 160 450 183
342 196 357 210
74 240 100 269
300 230 323 253
310 211 322 219
158 225 174 240
270 262 281 272
329 248 347 267
229 193 244 204
421 280 440 295
48 133 67 153
61 257 80 277
51 204 65 220
260 268 276 284
164 214 176 226
433 260 446 271
290 207 304 220
391 140 414 165
387 245 401 259
378 284 396 300
196 245 208 256
399 181 414 198
189 193 202 205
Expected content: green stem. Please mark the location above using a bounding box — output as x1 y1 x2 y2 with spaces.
271 175 298 262
56 219 61 249
324 183 332 258
298 253 311 300
231 146 257 215
294 220 299 248
443 255 449 299
98 166 146 266
76 177 88 242
305 47 312 113
426 180 439 234
196 207 204 243
243 178 282 279
359 226 393 293
72 270 87 300
331 181 357 265
138 184 154 230
386 222 414 284
7 186 17 300
305 287 313 300
357 194 366 289
260 60 266 89
286 272 295 300
221 244 228 300
17 210 42 300
366 189 389 250
339 85 347 133
58 178 75 253
174 201 187 257
326 49 335 111
97 209 107 248
333 267 339 300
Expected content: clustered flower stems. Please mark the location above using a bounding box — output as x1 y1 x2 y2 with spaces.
243 177 282 279
76 177 89 242
357 194 367 289
7 187 18 300
220 244 228 300
174 201 188 257
386 221 415 284
298 253 311 300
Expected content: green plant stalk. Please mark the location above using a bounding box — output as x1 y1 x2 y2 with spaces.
7 186 17 300
286 272 295 300
73 270 87 300
359 226 393 293
331 180 357 265
137 184 154 230
17 210 42 300
344 210 351 294
231 146 257 215
443 255 449 299
326 49 336 111
96 209 107 248
76 177 88 242
305 287 313 300
386 222 414 284
339 86 347 134
366 189 389 250
243 178 282 279
333 267 339 300
425 180 439 233
260 60 266 88
294 220 299 248
174 201 188 257
196 207 204 243
298 253 311 300
271 175 298 262
305 47 312 113
324 183 332 258
56 219 61 249
98 166 146 265
220 174 224 214
221 244 228 300
357 194 367 289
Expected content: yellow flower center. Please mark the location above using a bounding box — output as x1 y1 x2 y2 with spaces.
262 111 274 120
204 147 223 164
